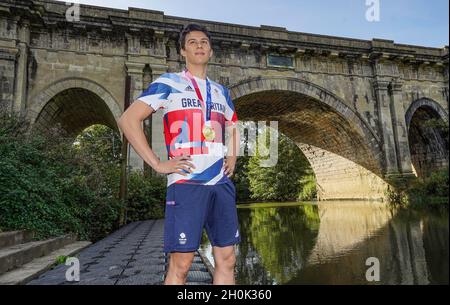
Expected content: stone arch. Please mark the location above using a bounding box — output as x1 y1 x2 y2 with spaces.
405 97 449 128
27 77 122 133
229 77 388 201
230 77 381 152
405 97 449 177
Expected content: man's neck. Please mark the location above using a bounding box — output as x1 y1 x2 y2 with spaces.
186 63 208 80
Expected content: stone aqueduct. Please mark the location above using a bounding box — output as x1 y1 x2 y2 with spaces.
0 0 448 200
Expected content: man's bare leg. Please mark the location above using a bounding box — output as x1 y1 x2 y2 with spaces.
212 245 236 285
164 252 195 285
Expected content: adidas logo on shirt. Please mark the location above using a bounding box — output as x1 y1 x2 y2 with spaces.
185 85 194 92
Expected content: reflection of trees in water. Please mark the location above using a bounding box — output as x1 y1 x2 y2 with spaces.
422 214 449 284
235 203 449 285
236 205 320 284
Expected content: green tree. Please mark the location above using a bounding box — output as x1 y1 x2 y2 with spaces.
247 128 315 201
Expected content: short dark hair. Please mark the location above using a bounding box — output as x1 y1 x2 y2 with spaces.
178 23 211 50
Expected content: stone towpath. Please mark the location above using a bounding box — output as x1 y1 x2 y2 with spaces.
28 220 213 285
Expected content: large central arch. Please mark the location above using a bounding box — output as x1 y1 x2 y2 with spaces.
230 77 389 201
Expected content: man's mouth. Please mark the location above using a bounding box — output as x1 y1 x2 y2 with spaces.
195 52 205 56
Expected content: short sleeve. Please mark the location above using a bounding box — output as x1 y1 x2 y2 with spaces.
137 74 173 113
223 86 238 126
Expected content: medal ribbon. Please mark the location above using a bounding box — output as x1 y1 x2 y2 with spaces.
184 69 212 123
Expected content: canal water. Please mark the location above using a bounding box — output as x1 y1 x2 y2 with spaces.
200 201 449 285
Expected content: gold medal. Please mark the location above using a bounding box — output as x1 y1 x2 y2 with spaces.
202 125 215 141
185 70 216 141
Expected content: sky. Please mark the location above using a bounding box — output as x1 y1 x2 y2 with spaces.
59 0 448 48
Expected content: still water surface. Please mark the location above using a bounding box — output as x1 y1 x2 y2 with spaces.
200 201 449 284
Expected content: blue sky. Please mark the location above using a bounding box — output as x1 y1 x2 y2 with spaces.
61 0 448 47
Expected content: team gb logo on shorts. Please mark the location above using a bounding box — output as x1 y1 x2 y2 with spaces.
179 232 187 245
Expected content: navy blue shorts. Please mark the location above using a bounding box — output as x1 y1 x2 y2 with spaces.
163 176 241 253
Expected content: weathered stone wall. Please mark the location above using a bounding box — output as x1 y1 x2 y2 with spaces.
0 55 15 113
0 16 17 112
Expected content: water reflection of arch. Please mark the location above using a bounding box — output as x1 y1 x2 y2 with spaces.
292 202 446 284
238 202 448 284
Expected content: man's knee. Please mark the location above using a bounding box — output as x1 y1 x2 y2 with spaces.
215 250 236 271
170 253 194 277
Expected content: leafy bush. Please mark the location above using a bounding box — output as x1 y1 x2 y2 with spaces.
125 171 166 223
0 112 128 242
0 113 77 239
386 167 449 211
407 168 449 211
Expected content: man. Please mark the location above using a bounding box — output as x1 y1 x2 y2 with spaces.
118 23 240 285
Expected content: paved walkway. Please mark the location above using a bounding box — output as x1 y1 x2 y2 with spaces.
28 220 213 285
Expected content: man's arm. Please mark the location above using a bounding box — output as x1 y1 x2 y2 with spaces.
117 100 194 175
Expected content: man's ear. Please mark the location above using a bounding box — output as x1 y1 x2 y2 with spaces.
180 47 186 58
209 48 214 59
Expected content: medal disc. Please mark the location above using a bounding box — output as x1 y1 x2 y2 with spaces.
203 126 215 141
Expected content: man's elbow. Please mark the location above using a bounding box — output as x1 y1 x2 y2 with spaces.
117 113 127 130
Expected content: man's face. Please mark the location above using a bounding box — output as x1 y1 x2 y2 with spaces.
180 31 213 65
